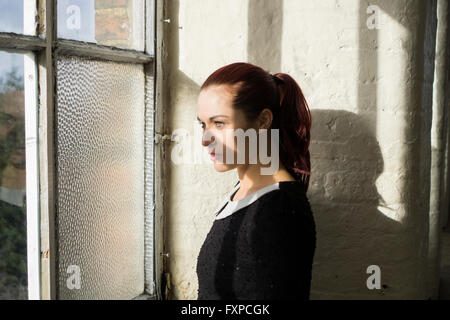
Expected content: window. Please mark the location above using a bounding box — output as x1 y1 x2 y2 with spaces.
0 51 36 300
0 0 158 300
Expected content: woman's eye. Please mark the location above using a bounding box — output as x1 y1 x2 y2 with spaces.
197 121 223 129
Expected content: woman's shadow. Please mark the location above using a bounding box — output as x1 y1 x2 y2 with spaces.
309 109 415 299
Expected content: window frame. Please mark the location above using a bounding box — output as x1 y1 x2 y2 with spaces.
0 0 161 300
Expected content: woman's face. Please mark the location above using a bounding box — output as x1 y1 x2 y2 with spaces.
197 84 258 172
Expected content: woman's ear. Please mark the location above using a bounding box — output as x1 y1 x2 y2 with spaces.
258 108 273 130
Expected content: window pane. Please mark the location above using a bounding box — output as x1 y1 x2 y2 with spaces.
0 0 36 35
0 51 27 299
145 0 154 55
55 56 145 299
57 0 144 51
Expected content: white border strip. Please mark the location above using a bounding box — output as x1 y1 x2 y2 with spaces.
24 52 40 300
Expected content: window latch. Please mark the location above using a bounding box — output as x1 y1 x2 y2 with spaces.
154 132 172 144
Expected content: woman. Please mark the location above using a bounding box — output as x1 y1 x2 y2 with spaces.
196 62 316 300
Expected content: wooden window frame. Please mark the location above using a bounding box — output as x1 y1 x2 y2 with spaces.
0 0 164 300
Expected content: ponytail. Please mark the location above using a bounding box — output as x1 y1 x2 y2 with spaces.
273 73 312 192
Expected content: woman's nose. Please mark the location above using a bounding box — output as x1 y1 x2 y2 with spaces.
201 131 215 147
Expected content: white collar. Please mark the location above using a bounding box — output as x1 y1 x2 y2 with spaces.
214 181 280 220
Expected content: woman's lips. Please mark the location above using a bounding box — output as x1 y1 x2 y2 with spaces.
209 152 221 161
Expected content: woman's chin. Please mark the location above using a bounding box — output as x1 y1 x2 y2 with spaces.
212 162 235 172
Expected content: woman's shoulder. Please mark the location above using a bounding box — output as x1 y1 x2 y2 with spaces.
259 180 310 208
251 181 313 223
248 181 316 245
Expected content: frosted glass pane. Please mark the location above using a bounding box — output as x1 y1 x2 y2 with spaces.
56 56 145 299
57 0 144 51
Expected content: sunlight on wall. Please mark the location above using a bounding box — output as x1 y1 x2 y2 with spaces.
281 0 360 112
375 8 410 223
178 0 249 86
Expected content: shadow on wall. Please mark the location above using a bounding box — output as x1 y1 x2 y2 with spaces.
246 0 415 299
247 0 283 72
308 109 412 299
164 0 200 300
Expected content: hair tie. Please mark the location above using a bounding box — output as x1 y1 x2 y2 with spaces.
271 74 285 106
271 74 284 86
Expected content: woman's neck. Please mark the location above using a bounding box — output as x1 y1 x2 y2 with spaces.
236 162 295 192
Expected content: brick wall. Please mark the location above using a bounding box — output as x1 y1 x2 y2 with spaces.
95 0 133 48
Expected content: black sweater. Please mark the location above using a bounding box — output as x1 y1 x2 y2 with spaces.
196 180 316 300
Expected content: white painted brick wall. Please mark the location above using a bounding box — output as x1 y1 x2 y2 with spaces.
162 0 444 299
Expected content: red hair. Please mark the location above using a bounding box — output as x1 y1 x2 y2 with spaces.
201 62 312 193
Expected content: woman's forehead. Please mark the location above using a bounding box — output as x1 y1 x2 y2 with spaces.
197 85 235 118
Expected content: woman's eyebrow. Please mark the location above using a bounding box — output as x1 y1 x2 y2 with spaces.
197 115 230 122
